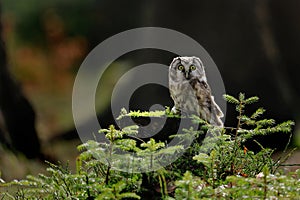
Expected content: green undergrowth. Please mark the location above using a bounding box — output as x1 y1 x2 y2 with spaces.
0 93 299 199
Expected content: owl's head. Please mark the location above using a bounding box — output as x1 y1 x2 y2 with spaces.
169 56 207 82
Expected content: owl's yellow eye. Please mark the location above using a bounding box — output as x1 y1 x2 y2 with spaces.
190 65 196 71
178 65 184 71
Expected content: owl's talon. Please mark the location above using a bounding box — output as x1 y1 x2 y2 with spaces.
171 107 191 117
171 107 180 115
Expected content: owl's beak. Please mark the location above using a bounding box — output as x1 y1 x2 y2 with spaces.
185 72 190 79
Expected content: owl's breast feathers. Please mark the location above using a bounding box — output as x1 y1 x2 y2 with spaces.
189 77 211 103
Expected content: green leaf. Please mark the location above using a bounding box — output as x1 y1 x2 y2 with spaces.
193 153 211 167
239 115 251 122
118 192 141 199
115 139 138 151
251 108 265 119
262 165 270 176
122 125 139 135
255 119 276 127
223 94 239 104
244 96 259 104
274 120 294 133
191 115 208 125
235 104 244 113
140 138 165 152
238 93 245 101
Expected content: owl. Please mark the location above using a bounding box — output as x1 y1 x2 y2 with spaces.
169 56 223 127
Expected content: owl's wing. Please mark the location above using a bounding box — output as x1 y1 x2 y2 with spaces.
211 96 224 118
190 78 223 126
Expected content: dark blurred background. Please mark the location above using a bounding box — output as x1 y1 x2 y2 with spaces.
0 0 299 180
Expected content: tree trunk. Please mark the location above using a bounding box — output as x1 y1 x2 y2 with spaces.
0 4 40 158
